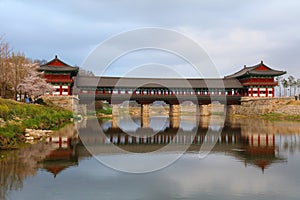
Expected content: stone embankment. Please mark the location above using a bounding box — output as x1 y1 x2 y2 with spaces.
24 124 76 143
42 95 87 114
42 95 77 111
227 97 300 115
24 129 53 141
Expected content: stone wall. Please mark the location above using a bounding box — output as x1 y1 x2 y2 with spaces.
227 97 300 115
42 95 86 115
42 95 76 111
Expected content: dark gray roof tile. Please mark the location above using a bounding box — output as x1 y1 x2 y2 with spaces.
225 61 286 78
75 76 243 89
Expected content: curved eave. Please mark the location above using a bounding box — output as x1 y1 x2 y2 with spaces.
242 82 278 86
46 79 74 83
38 66 79 72
75 77 243 89
248 70 286 76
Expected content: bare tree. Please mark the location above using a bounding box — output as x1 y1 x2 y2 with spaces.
10 52 28 100
34 59 47 65
0 37 11 98
78 68 95 76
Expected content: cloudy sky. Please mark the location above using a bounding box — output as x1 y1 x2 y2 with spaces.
1 0 299 78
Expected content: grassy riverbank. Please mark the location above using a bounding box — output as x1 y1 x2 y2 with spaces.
261 113 300 122
0 98 73 149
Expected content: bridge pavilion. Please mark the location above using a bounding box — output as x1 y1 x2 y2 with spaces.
225 61 286 97
38 56 79 95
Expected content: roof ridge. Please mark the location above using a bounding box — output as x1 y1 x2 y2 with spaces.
41 55 73 67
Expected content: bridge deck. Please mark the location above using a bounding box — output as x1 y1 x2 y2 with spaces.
76 76 243 104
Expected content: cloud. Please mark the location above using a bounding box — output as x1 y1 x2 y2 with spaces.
1 0 300 77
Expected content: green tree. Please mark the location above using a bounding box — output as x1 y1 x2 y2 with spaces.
297 79 300 96
276 76 283 97
281 78 289 97
288 75 295 96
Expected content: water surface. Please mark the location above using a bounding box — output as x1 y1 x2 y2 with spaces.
1 116 300 200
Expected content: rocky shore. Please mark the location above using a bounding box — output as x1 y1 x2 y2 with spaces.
227 97 300 116
24 129 54 142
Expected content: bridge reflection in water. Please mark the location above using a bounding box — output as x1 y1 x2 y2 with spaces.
37 116 299 177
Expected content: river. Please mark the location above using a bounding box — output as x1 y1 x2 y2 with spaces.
1 115 300 200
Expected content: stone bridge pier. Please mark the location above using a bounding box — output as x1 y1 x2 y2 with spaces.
169 104 181 128
112 104 120 128
141 103 150 128
169 104 180 116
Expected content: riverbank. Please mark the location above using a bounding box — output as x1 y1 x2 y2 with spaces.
0 98 73 149
227 97 300 121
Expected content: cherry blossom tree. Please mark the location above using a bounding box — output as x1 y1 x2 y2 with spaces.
17 63 54 100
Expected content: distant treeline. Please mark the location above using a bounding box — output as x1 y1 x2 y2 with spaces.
0 36 53 100
276 76 300 97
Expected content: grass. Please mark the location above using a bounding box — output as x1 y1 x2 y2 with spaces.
0 98 73 149
96 108 112 115
261 113 300 122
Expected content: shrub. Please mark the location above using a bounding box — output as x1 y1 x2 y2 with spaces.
0 104 10 120
0 98 73 146
35 98 46 105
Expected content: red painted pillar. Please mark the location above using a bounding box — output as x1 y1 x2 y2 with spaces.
250 88 253 97
67 138 71 147
125 135 128 144
68 85 71 95
266 88 268 97
117 134 121 144
258 88 260 97
59 137 62 148
272 88 275 97
59 85 63 95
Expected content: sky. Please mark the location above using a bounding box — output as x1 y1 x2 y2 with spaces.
0 0 300 78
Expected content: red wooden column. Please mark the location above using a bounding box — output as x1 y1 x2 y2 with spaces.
59 137 62 148
250 88 253 97
257 88 260 97
68 85 71 95
266 88 268 97
59 85 63 95
272 88 275 97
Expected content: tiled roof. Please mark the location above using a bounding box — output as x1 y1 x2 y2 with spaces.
38 56 79 72
46 79 73 83
39 66 79 72
75 76 243 89
225 61 286 78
